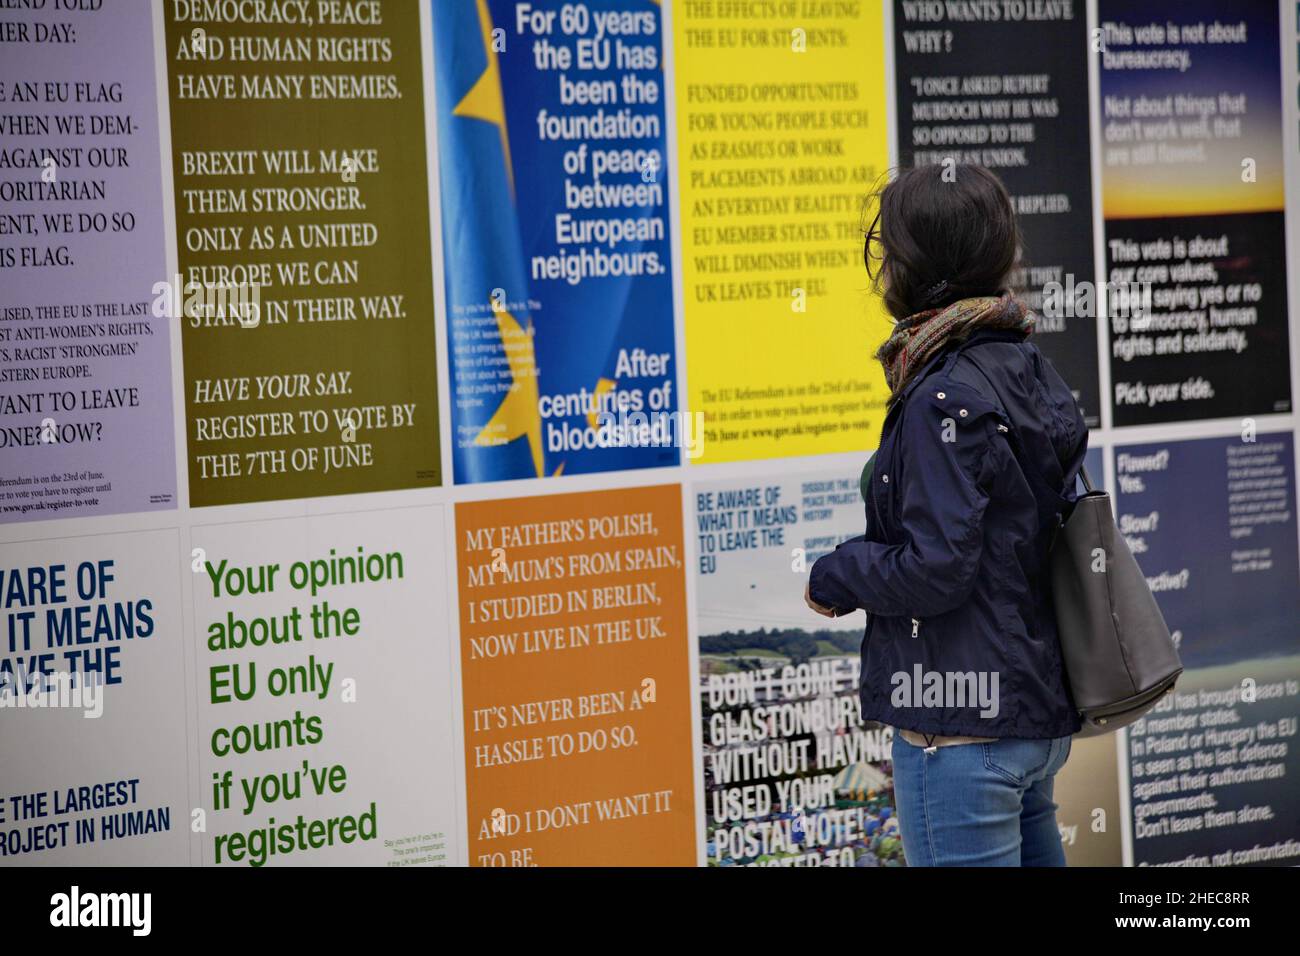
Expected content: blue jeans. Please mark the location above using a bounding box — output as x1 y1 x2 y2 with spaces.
891 733 1073 866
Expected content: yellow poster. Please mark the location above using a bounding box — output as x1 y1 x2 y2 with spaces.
673 2 892 463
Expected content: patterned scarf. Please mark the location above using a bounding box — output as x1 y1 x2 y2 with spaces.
876 294 1035 406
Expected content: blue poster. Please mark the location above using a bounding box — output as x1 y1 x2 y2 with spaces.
1115 432 1300 866
432 1 681 483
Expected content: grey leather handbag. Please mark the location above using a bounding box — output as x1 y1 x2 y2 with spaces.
1048 465 1183 735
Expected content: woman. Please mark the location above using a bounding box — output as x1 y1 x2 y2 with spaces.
805 164 1088 867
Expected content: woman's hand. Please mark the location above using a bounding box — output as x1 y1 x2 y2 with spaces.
805 582 838 617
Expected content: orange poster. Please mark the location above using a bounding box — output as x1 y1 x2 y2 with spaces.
456 485 696 866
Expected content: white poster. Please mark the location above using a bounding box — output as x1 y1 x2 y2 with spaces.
190 506 459 866
1 528 190 865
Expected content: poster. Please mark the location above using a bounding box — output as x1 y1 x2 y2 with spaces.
190 507 460 866
1114 432 1300 866
892 0 1101 426
0 1 176 522
455 484 695 865
694 467 901 867
1 529 189 866
1100 0 1292 425
673 0 893 463
433 1 682 483
164 0 441 506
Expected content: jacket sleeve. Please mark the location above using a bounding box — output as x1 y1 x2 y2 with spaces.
808 393 997 618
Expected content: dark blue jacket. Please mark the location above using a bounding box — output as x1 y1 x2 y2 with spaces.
809 329 1088 739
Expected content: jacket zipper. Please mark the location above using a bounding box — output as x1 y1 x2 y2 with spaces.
911 617 920 639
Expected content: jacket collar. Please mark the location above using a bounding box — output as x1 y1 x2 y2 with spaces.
890 326 1028 406
880 327 1028 433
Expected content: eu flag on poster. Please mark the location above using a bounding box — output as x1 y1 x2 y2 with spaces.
432 0 682 483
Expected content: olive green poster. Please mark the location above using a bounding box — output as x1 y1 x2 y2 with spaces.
164 1 439 506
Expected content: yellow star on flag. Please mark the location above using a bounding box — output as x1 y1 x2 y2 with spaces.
453 0 514 196
473 309 550 477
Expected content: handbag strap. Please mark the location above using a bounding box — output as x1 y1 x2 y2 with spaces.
1078 459 1095 493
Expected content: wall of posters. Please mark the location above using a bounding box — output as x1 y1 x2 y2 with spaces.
0 1 177 523
892 0 1101 426
433 0 681 483
164 1 441 506
3 0 1299 871
673 0 893 464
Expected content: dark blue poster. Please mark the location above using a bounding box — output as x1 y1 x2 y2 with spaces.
1100 0 1292 426
1115 432 1300 866
432 0 681 483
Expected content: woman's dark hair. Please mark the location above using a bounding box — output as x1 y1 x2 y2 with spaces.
862 164 1022 320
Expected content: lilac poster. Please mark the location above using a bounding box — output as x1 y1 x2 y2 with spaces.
0 2 175 522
